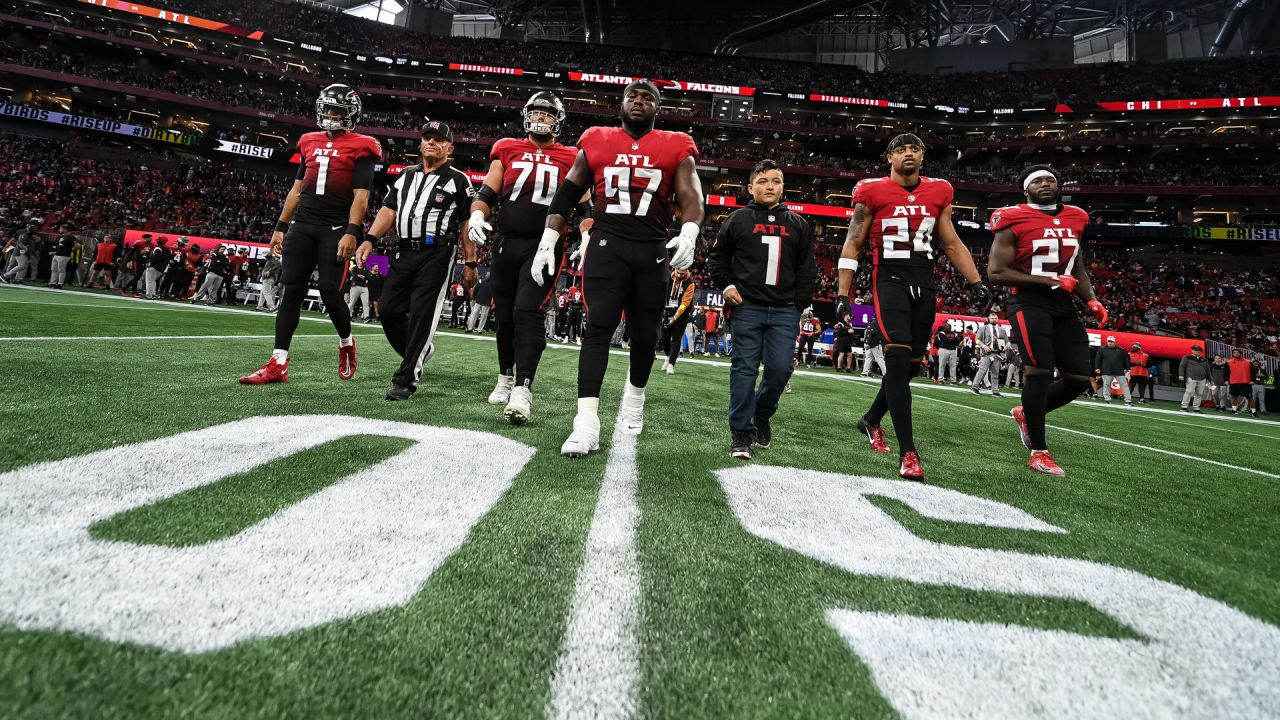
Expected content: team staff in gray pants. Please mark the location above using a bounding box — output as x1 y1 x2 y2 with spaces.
1095 335 1133 405
934 326 961 383
970 313 1005 396
1207 353 1230 411
257 250 282 312
861 323 887 377
1003 343 1021 387
1177 344 1210 412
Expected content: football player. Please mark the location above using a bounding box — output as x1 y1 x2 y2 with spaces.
539 79 704 457
240 83 382 385
835 134 991 481
467 92 593 424
988 164 1106 476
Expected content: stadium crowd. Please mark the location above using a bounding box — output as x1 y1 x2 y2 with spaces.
94 0 1280 108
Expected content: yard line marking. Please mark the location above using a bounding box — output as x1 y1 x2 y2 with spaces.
1089 403 1280 440
918 394 1279 480
548 392 640 720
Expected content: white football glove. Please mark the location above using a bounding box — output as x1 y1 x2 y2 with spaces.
467 210 491 246
569 230 588 270
666 222 699 270
531 228 560 286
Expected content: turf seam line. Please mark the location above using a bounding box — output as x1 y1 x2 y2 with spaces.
548 390 640 720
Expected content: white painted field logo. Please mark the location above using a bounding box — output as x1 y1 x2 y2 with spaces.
0 415 534 654
716 466 1280 720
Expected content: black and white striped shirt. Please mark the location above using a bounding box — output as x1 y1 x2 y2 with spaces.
385 161 475 245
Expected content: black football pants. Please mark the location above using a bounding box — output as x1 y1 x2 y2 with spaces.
489 234 564 388
577 234 668 398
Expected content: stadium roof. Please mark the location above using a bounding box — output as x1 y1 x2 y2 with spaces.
388 0 1239 53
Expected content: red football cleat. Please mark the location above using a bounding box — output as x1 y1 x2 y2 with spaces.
857 417 891 453
899 451 924 481
338 339 357 380
240 357 288 385
1010 406 1032 450
1028 450 1066 477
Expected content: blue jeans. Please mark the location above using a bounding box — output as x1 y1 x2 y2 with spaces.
729 302 800 432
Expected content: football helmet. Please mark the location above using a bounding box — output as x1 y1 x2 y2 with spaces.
315 83 361 131
522 91 565 137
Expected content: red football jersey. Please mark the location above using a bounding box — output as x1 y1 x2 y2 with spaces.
294 130 382 225
490 138 579 235
577 126 698 243
990 203 1088 281
851 176 953 283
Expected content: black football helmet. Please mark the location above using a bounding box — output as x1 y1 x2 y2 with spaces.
522 91 565 137
315 83 361 131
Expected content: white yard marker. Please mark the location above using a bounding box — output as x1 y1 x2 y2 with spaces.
548 393 641 720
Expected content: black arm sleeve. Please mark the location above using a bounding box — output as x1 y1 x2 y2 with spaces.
352 156 375 191
706 213 738 291
295 162 306 180
793 216 818 309
546 176 586 222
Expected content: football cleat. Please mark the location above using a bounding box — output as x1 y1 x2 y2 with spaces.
488 374 516 405
1010 406 1032 450
856 417 891 453
899 451 924 481
239 357 288 385
619 391 645 435
503 386 532 425
338 339 357 380
753 416 772 448
385 384 414 401
731 430 753 460
561 413 601 458
1028 450 1065 477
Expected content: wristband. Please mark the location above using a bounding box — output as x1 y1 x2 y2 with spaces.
464 260 478 269
837 258 858 271
362 233 380 245
575 200 593 219
344 223 362 237
274 221 289 233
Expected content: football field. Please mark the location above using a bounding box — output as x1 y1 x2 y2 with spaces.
2 283 1278 719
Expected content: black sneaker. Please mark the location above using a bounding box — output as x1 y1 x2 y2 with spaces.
731 430 753 460
970 386 980 395
385 384 415 401
753 416 772 448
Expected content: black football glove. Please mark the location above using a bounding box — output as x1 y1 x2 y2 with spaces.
834 294 851 319
968 282 993 313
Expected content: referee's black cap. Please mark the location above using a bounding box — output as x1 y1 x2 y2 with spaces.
420 119 453 142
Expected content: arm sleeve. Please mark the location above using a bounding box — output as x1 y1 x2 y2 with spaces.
705 215 737 291
295 162 306 181
352 156 375 191
793 217 818 308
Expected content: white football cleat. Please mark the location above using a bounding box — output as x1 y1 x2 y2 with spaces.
619 391 646 435
561 412 601 457
504 386 532 425
487 374 515 405
664 362 675 375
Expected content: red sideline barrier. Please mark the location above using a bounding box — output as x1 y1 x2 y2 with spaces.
123 230 272 260
933 313 1200 359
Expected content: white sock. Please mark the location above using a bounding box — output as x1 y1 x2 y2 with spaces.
272 349 288 363
625 380 646 399
577 397 600 416
339 335 354 347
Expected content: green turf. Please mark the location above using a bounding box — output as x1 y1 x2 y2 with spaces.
1 284 1277 719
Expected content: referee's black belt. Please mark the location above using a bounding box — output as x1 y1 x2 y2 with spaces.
399 236 440 251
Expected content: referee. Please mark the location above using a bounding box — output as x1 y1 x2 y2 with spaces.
706 159 817 460
356 120 477 400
